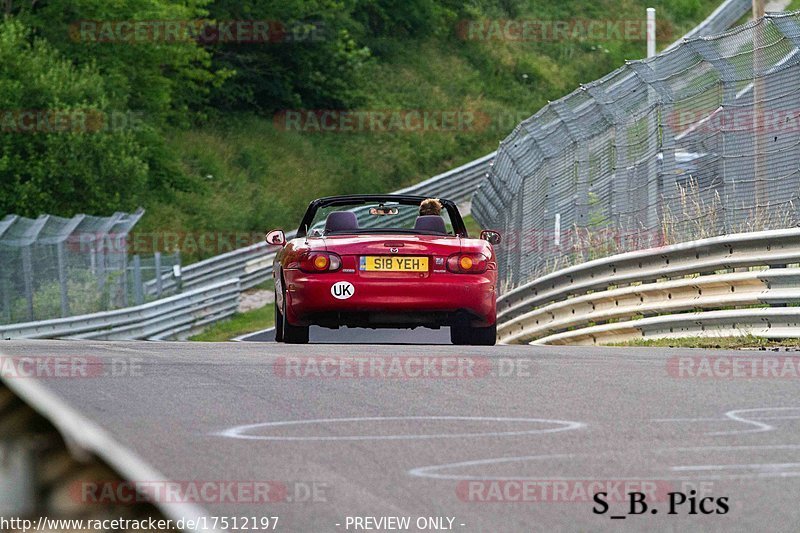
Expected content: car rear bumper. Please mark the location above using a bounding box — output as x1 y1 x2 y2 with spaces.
283 270 497 328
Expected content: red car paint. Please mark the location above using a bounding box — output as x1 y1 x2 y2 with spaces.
270 195 500 343
276 234 497 327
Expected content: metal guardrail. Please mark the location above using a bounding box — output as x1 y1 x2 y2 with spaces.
145 242 277 296
536 307 800 346
674 0 751 44
497 228 800 345
0 279 239 341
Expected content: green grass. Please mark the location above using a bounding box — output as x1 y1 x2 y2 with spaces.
139 0 725 263
190 304 274 342
614 334 800 350
789 0 800 11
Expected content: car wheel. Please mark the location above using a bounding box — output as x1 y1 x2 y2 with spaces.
450 324 469 345
282 291 309 344
283 320 309 344
451 318 496 346
467 323 497 346
274 300 284 342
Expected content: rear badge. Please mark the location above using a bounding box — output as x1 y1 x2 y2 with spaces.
331 281 355 300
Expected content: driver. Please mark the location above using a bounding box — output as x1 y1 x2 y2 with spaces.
419 198 443 216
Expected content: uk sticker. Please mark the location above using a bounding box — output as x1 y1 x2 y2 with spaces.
331 281 355 300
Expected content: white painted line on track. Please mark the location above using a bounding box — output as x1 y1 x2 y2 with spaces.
654 407 800 436
410 448 800 482
408 410 800 483
709 408 800 436
669 444 800 451
671 463 800 471
232 327 274 342
216 416 586 441
409 454 576 480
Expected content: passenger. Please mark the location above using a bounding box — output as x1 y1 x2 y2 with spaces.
419 198 443 216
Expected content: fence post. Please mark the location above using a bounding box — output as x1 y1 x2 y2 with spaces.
21 246 34 320
1 273 10 323
119 235 128 308
133 254 143 305
687 39 739 233
154 251 163 297
57 241 70 317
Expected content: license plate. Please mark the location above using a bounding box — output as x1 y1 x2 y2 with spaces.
360 256 429 272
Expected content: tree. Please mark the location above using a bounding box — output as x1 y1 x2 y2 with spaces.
0 19 149 216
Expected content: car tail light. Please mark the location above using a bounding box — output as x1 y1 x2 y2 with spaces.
295 252 342 273
447 253 488 274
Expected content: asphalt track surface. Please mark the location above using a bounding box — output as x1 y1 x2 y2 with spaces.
3 340 800 532
238 326 451 344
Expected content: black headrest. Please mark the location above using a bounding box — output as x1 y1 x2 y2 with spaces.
325 211 359 234
414 215 446 234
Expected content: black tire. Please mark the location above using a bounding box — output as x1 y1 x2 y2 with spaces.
468 323 497 346
274 300 284 342
451 321 497 346
281 291 309 344
283 320 309 344
450 324 469 345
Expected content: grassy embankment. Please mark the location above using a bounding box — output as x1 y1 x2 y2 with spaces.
152 0 725 260
615 335 800 350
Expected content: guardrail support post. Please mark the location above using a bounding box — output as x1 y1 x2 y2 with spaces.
173 263 183 293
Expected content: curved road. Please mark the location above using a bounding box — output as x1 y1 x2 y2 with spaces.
2 340 800 532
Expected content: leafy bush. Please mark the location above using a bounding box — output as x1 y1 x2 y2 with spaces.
9 269 104 322
0 20 150 217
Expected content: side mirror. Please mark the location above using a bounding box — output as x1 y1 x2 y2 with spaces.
266 229 286 246
480 230 502 245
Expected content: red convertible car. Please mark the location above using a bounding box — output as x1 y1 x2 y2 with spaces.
266 195 501 345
